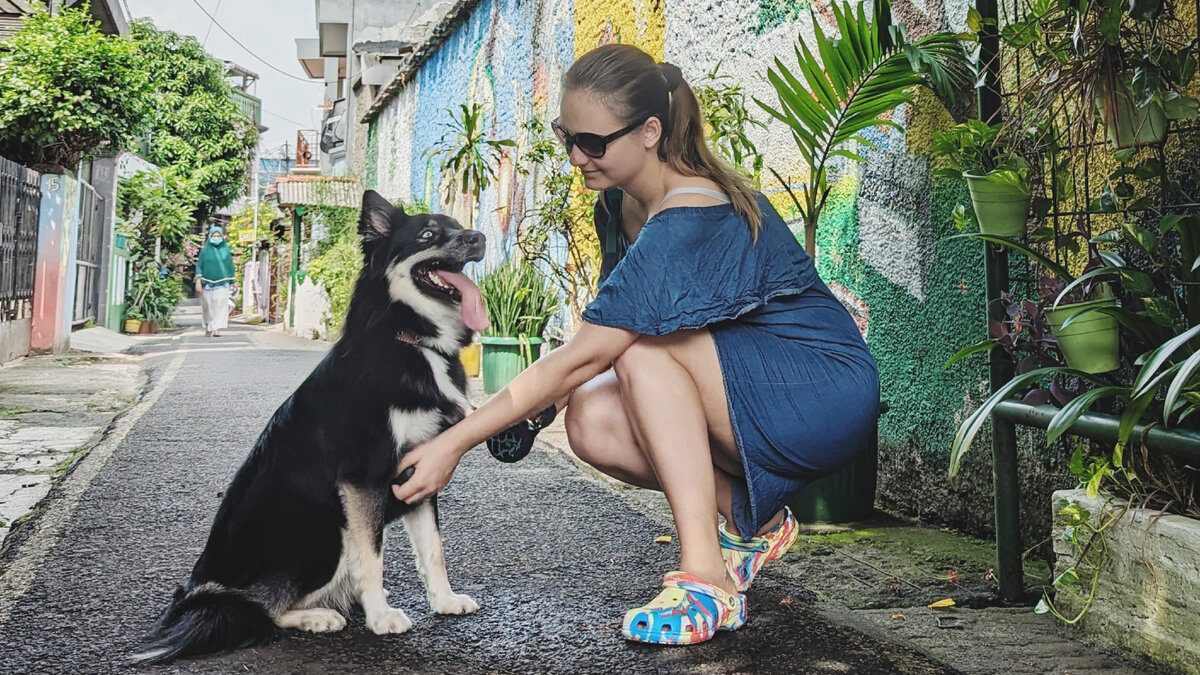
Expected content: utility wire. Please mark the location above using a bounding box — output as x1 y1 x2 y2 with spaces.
263 108 313 129
201 0 222 47
187 0 320 84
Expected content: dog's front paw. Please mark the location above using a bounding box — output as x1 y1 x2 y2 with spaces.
366 607 413 634
430 592 479 615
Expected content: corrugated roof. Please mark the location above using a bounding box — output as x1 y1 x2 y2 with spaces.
0 0 34 15
0 16 23 40
274 176 362 208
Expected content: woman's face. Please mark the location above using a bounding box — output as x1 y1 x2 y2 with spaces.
557 89 659 191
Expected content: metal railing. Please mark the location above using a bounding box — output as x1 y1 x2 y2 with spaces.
0 155 40 321
229 89 263 127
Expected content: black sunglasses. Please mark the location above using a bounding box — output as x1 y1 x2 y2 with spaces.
551 117 648 159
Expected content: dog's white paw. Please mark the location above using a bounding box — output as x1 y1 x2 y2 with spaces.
366 607 413 634
429 592 479 615
280 608 347 633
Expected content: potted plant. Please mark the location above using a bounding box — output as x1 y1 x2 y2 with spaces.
932 120 1034 237
478 257 560 395
123 307 144 335
996 0 1199 151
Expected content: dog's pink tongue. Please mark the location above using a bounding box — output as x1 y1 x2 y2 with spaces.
433 270 489 331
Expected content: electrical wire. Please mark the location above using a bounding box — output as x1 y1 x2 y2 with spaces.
201 0 222 47
186 0 320 84
263 108 313 129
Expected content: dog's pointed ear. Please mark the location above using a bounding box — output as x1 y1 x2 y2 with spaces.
359 190 395 243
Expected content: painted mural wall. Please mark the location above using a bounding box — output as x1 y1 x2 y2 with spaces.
364 0 1075 545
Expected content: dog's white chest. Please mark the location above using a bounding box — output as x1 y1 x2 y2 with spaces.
389 408 444 452
418 348 469 414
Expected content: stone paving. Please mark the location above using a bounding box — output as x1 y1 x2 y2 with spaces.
0 344 145 548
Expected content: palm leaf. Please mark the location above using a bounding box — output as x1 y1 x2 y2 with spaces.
758 0 969 251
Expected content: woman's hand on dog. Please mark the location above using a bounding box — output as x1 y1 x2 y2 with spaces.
392 436 462 503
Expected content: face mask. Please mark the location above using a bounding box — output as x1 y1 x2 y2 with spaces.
210 235 223 245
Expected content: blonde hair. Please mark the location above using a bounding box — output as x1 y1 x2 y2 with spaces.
564 44 763 238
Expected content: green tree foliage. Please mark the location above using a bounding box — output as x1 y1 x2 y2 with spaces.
117 168 203 256
132 20 258 223
306 197 429 332
0 4 152 170
116 168 203 324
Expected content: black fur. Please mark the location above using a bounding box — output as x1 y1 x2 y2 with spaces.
134 191 485 664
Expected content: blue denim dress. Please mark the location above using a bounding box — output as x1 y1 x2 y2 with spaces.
582 194 880 539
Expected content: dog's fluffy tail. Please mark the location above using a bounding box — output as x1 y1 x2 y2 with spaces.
132 582 278 664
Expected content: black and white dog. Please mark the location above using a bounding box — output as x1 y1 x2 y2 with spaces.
136 191 490 663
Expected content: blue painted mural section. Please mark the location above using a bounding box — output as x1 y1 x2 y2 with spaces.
403 0 575 269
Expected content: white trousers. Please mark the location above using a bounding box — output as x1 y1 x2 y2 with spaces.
202 285 232 332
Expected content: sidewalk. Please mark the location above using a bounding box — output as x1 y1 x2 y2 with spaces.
467 380 1164 675
0 329 149 551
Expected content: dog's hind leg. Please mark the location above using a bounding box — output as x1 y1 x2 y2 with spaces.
402 498 479 615
275 608 347 633
341 484 413 634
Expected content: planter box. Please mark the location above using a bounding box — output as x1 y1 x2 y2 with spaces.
1051 489 1200 674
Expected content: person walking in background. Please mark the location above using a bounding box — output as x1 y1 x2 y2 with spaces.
194 226 236 337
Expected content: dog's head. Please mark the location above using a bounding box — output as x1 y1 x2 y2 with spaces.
354 190 488 350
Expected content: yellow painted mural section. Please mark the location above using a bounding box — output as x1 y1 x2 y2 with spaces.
573 0 665 61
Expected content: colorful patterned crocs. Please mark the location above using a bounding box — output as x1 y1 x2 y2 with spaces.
620 571 747 645
720 506 799 592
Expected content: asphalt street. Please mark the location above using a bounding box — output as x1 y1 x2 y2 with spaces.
0 319 957 674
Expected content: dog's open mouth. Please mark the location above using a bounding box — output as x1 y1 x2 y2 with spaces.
413 260 466 301
412 260 489 331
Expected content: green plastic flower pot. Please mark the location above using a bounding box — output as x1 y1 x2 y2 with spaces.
1045 296 1119 374
965 174 1030 237
787 403 886 524
480 336 544 395
1098 78 1167 149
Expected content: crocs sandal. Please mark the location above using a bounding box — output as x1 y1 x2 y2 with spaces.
485 405 557 463
720 506 799 592
620 571 747 645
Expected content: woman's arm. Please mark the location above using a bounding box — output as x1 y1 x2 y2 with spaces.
392 321 638 503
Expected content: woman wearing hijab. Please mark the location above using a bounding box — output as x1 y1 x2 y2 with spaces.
194 226 237 337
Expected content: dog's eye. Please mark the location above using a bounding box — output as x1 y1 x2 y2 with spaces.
419 229 435 240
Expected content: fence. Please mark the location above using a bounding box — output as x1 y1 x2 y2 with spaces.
0 155 40 322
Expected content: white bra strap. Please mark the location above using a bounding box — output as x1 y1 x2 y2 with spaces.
658 186 732 208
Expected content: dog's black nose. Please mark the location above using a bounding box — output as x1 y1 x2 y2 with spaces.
461 230 486 260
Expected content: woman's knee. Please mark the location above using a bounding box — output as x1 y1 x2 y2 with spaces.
563 375 619 465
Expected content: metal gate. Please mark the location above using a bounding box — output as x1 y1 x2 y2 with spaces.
0 156 40 322
73 180 104 325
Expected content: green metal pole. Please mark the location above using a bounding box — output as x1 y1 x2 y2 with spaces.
976 0 1023 602
994 401 1200 464
290 208 301 329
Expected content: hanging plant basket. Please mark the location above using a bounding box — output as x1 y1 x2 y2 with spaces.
964 174 1030 237
1045 294 1119 374
1097 76 1167 149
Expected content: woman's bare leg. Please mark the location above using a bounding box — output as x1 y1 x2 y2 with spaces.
566 372 739 524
